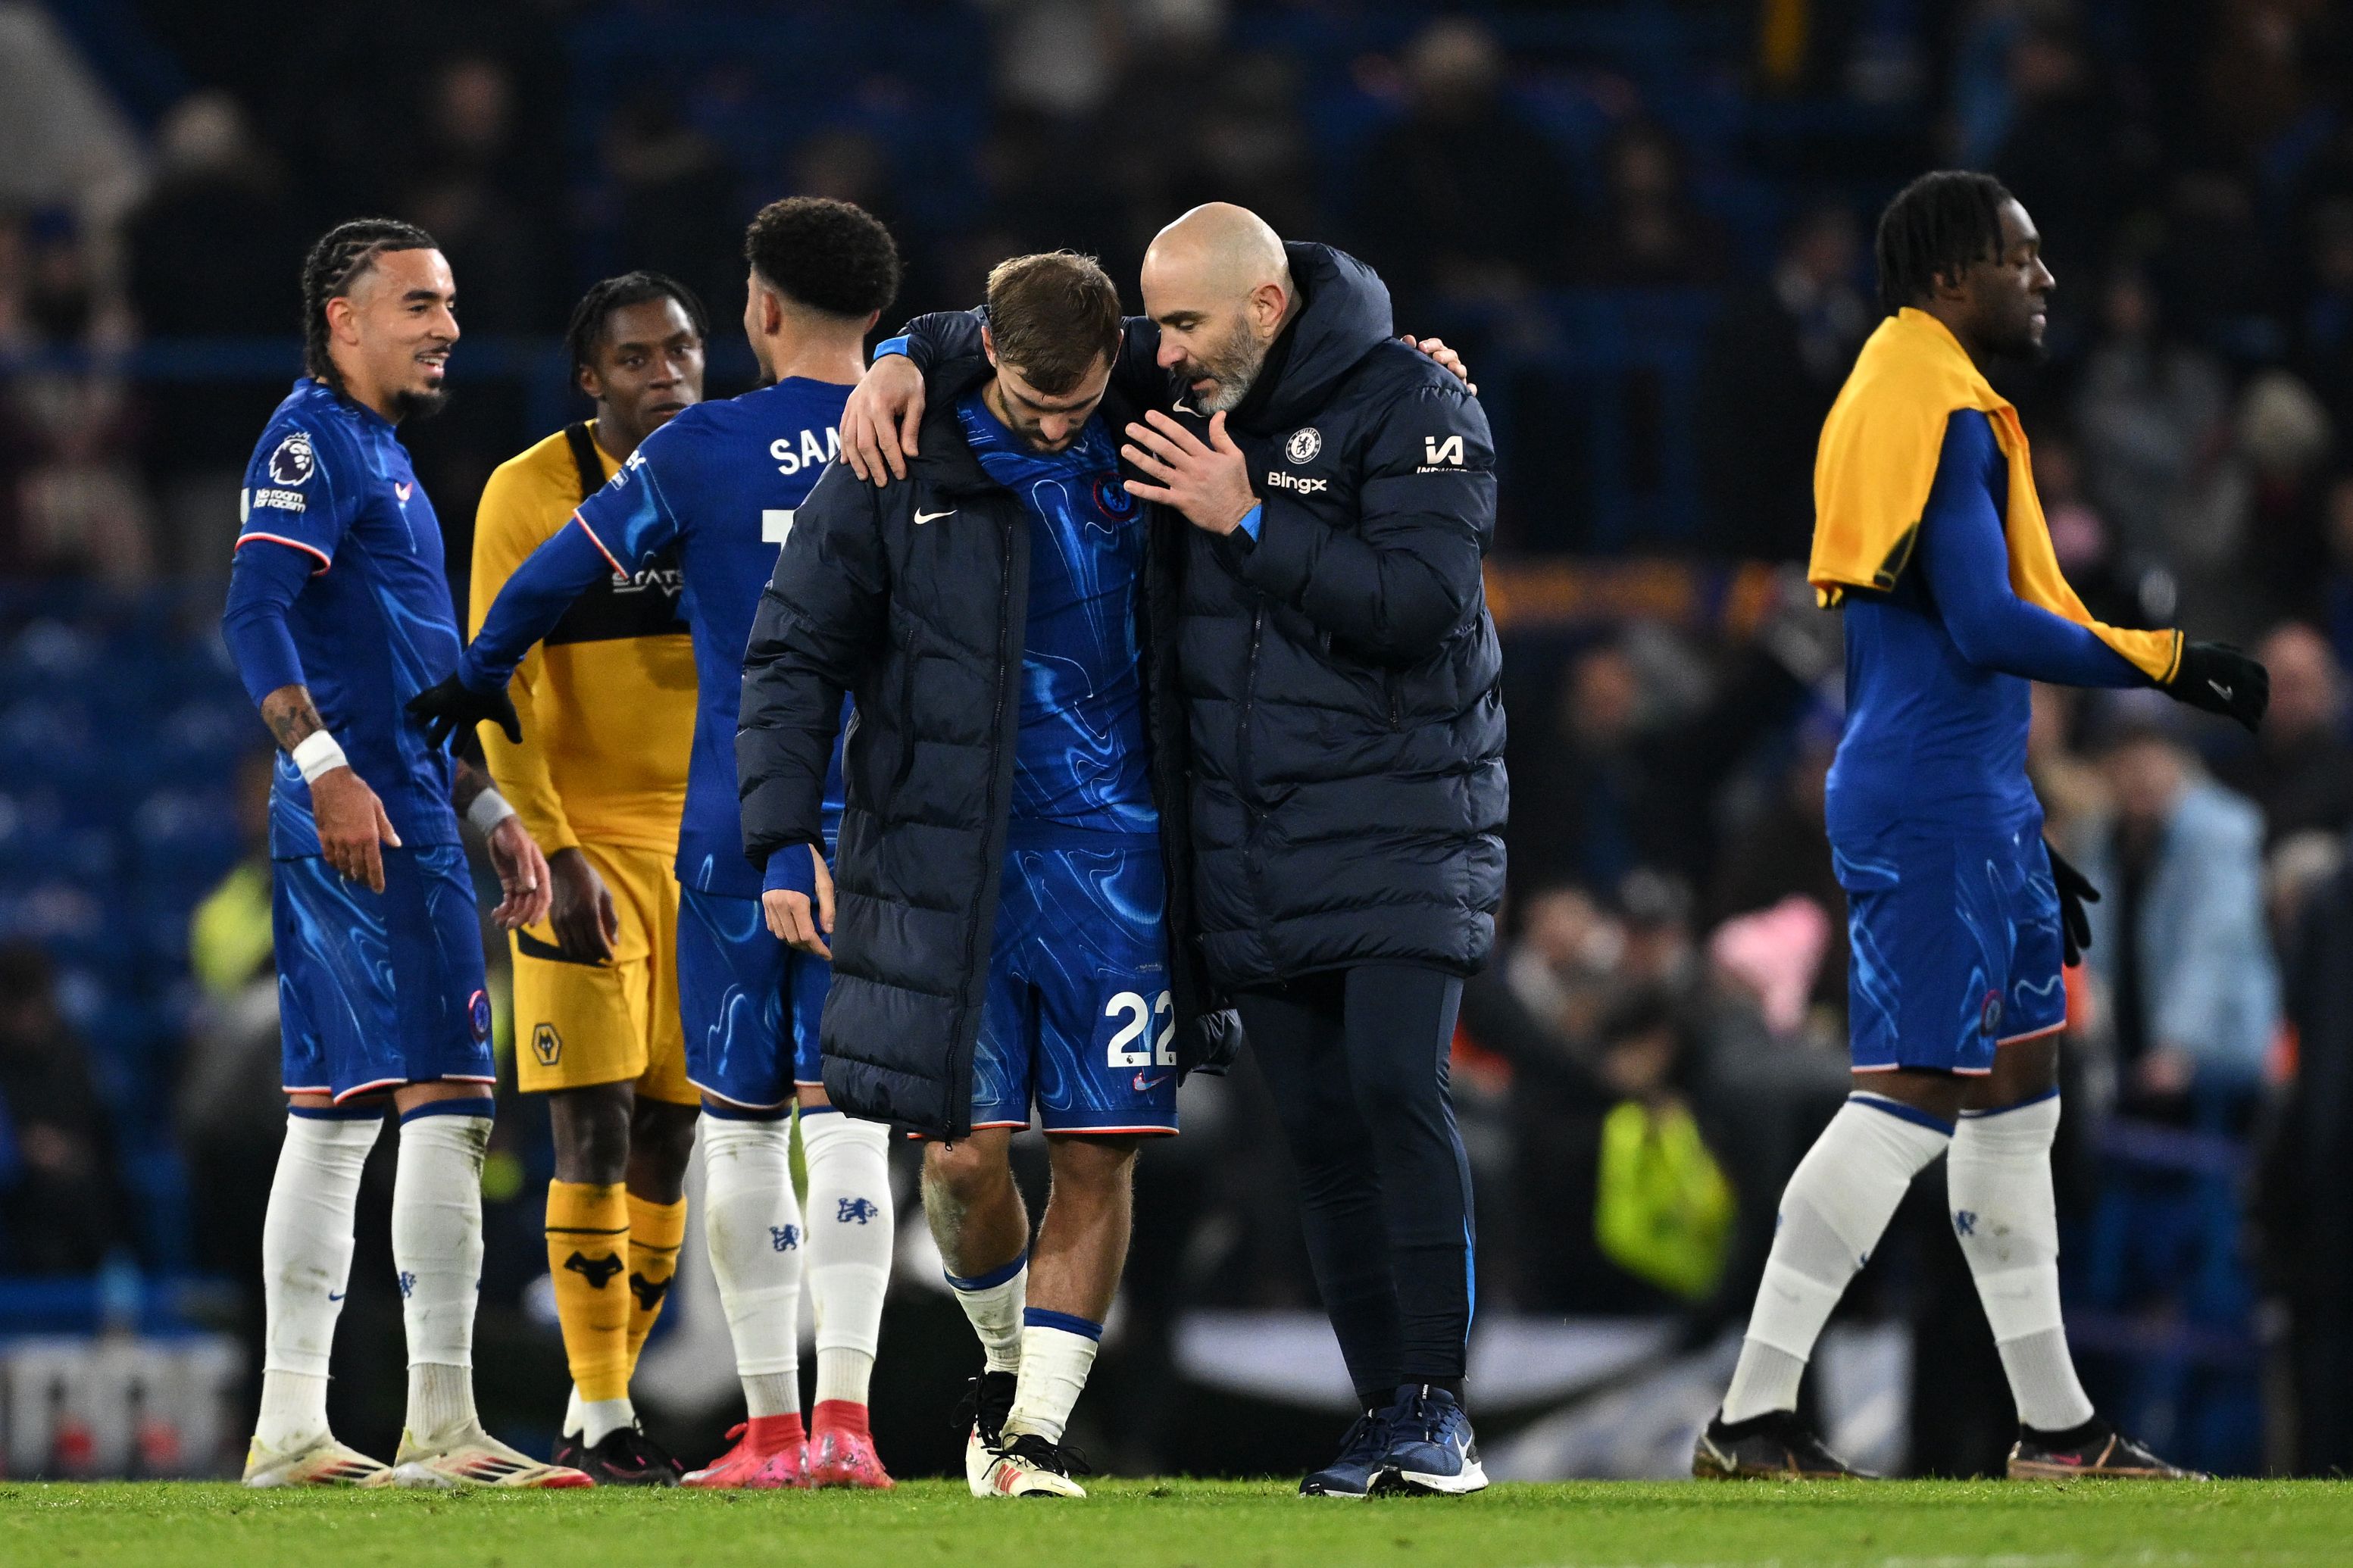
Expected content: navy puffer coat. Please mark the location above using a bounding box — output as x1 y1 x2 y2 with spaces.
900 244 1508 988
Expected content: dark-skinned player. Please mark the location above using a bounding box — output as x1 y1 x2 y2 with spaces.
467 273 708 1484
1694 172 2261 1483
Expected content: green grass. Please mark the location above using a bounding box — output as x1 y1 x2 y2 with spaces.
5 1479 2352 1568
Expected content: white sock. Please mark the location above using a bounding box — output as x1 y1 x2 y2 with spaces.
580 1396 635 1448
1721 1095 1952 1423
1005 1314 1101 1444
1949 1093 2096 1432
256 1110 380 1450
802 1110 892 1407
945 1253 1028 1373
562 1384 583 1439
255 1370 333 1454
701 1113 805 1419
406 1363 473 1441
742 1373 798 1421
815 1348 875 1407
393 1104 492 1441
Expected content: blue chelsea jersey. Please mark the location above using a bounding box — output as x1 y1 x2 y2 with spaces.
955 392 1157 839
235 379 461 857
573 378 850 896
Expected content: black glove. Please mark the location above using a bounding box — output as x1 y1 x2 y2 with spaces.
2045 842 2099 968
408 672 520 749
2163 641 2270 733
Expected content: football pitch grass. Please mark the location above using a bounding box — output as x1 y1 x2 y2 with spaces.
5 1479 2351 1567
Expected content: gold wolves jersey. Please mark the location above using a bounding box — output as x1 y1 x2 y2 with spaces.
469 423 694 855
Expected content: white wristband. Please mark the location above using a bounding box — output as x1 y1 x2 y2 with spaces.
466 787 517 836
289 730 347 785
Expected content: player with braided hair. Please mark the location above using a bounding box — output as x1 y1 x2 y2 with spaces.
223 219 587 1489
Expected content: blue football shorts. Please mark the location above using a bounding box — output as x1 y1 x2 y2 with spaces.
1833 817 2068 1076
674 884 828 1110
972 834 1177 1135
275 843 495 1101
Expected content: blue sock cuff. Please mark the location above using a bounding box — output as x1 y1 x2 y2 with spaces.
702 1100 791 1122
1848 1092 1955 1137
1023 1307 1103 1342
1958 1087 2062 1119
398 1097 495 1124
289 1104 385 1122
945 1251 1028 1292
796 1103 840 1118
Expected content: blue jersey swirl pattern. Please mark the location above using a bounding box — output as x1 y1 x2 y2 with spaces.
1826 411 2142 1075
469 378 851 898
233 379 462 857
955 392 1158 838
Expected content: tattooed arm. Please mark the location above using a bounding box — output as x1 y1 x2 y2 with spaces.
252 679 398 893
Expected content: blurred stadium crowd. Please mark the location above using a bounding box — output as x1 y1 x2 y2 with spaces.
2 0 2353 1480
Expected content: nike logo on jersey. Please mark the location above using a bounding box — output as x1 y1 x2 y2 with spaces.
395 483 412 503
2209 679 2233 701
915 509 955 525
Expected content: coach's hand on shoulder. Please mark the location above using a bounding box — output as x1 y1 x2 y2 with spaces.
762 845 834 959
2163 642 2270 733
840 354 925 486
311 765 399 895
548 847 617 963
484 814 552 931
1404 334 1477 397
408 671 523 748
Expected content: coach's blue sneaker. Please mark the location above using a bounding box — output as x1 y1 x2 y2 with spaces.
1299 1407 1395 1498
1373 1385 1487 1495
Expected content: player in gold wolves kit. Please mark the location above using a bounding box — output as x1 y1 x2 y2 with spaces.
470 273 706 1485
421 201 905 1490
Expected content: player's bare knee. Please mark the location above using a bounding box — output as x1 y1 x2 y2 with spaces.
627 1098 698 1199
923 1132 1012 1206
548 1082 634 1185
1970 1035 2061 1114
1045 1134 1139 1204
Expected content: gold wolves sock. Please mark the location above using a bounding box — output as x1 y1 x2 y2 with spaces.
545 1180 632 1407
624 1192 688 1376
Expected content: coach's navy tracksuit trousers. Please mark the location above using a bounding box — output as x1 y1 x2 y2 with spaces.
1237 964 1475 1405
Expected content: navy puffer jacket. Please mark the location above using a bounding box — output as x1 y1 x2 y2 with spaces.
736 381 1239 1139
900 244 1508 986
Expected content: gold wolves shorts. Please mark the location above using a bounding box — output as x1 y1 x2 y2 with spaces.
511 842 693 1104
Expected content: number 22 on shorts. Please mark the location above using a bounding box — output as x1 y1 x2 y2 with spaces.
1103 989 1175 1067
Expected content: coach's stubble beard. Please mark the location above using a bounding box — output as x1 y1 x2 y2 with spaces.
1180 316 1268 415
